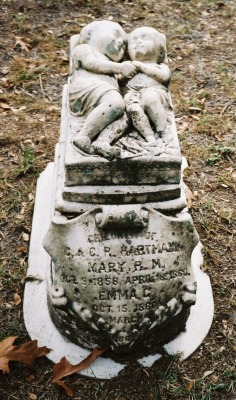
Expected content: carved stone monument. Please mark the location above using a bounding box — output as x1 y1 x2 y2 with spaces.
24 21 214 378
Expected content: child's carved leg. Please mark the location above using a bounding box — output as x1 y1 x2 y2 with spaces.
73 91 125 153
141 90 167 136
92 113 129 160
126 98 156 144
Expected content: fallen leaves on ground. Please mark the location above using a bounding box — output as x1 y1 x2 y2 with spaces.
23 232 30 241
14 36 31 53
13 293 21 306
202 370 214 378
0 101 27 113
184 184 194 209
53 346 109 397
0 337 50 374
55 380 74 397
29 394 37 400
0 102 11 110
186 379 195 391
25 373 35 382
18 245 27 254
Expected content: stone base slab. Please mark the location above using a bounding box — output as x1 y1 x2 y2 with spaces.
62 183 181 204
62 82 182 187
23 163 214 379
53 85 186 214
65 151 182 186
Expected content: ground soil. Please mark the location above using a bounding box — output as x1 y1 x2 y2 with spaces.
0 0 235 399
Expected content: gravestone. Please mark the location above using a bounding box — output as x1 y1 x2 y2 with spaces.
24 21 214 378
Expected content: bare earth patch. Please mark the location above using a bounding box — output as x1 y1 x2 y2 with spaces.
0 0 235 399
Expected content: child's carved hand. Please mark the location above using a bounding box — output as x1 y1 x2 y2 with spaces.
132 61 144 71
120 61 137 78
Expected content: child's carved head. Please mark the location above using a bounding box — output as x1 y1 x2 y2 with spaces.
79 20 127 62
128 27 167 64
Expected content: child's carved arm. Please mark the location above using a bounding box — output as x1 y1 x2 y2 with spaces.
73 44 137 77
132 61 171 85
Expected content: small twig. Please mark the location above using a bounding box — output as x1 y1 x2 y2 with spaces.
21 87 36 99
225 154 234 164
0 230 6 239
7 390 19 400
39 74 46 98
220 102 232 115
218 224 235 235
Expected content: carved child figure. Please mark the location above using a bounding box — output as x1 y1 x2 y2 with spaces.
69 20 137 154
125 27 172 145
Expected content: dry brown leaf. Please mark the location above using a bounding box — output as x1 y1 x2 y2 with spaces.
178 121 189 135
14 36 31 53
56 380 74 397
5 302 13 309
222 320 227 330
53 346 109 382
29 394 37 400
188 64 196 77
13 105 27 113
0 102 25 113
13 293 21 306
189 106 202 112
184 184 194 209
0 337 50 374
190 115 200 121
0 67 10 75
20 259 26 269
0 102 11 110
23 233 30 241
215 135 223 141
210 374 219 383
25 374 35 382
203 370 214 378
28 193 34 201
186 379 195 390
0 78 12 89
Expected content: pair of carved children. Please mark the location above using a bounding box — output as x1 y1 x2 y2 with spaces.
69 20 171 158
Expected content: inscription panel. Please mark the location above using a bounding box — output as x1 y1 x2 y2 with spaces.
44 207 198 349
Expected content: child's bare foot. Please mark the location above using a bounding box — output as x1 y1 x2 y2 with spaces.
92 142 120 160
73 136 91 153
144 135 157 147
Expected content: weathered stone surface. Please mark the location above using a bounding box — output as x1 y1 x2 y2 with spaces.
43 206 198 353
68 22 178 160
24 164 214 378
62 184 181 204
65 151 182 186
53 86 186 214
65 22 182 184
65 97 182 186
43 23 200 355
24 21 214 371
